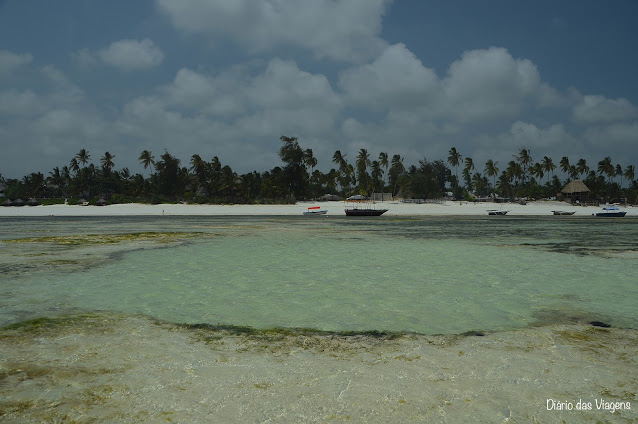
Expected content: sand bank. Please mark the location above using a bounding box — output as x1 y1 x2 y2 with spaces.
1 313 636 423
1 200 634 217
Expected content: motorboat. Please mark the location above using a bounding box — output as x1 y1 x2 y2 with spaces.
303 206 327 215
595 205 627 217
552 211 576 216
487 209 508 216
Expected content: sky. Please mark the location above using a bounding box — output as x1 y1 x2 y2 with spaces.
1 0 637 179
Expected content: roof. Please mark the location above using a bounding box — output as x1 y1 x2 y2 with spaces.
561 179 590 194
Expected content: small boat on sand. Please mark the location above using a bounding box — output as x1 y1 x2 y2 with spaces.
303 206 327 216
595 205 627 217
344 195 388 217
552 211 576 216
487 210 508 216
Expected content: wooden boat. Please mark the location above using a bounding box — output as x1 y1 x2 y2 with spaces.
344 195 388 216
303 206 327 216
595 205 627 217
552 211 576 216
345 208 388 216
487 210 508 216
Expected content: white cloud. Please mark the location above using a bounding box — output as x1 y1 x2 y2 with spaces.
507 121 571 150
339 43 439 109
0 49 33 74
442 47 542 122
156 0 390 62
0 89 41 116
73 39 165 71
572 95 638 124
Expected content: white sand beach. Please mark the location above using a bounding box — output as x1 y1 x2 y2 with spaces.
0 200 634 217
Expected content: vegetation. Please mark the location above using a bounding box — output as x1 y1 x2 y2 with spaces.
1 138 636 204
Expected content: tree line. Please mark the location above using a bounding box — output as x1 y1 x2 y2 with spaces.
1 136 636 204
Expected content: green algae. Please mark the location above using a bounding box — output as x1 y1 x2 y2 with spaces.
2 231 206 246
0 313 124 339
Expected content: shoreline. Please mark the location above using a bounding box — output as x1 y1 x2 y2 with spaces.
0 200 635 217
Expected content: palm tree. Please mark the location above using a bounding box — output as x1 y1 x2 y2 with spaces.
576 159 589 178
370 160 383 194
356 148 371 195
597 156 614 183
303 149 318 175
447 147 462 190
569 165 579 180
560 156 570 177
484 159 499 193
463 157 474 189
506 161 523 186
378 152 388 193
531 162 544 182
69 157 80 174
624 165 635 184
138 150 155 174
616 164 623 187
190 154 208 190
515 148 532 184
48 166 65 196
100 152 115 173
75 149 91 167
389 154 405 197
332 150 350 195
542 156 556 185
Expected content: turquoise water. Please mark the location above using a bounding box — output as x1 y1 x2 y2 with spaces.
1 215 637 334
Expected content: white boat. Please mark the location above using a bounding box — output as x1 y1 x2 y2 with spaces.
595 205 627 217
303 206 327 216
552 211 576 216
487 209 508 216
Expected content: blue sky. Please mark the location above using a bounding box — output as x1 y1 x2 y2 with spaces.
1 0 637 179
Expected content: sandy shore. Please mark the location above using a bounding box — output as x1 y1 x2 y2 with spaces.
1 200 634 217
1 313 636 423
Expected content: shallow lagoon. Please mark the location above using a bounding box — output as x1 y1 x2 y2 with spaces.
1 215 637 422
1 215 637 333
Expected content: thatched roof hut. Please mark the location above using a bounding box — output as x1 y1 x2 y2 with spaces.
26 198 40 206
561 180 591 204
13 198 25 207
96 198 108 206
2 199 13 207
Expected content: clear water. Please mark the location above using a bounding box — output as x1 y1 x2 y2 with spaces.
2 215 637 334
2 215 637 422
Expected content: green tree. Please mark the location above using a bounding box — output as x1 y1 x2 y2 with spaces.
100 152 115 175
389 154 405 197
75 149 91 167
542 156 556 185
515 148 532 185
279 135 308 199
356 148 371 195
138 150 155 174
378 152 388 192
484 159 499 194
575 159 589 178
462 157 474 189
447 147 462 190
155 150 181 198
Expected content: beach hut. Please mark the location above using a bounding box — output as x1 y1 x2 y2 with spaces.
26 198 40 206
561 180 591 205
2 199 13 207
13 198 25 207
96 198 108 206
